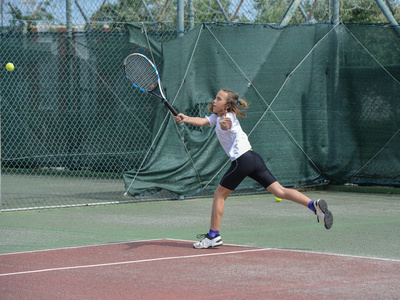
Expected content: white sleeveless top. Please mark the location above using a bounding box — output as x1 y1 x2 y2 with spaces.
206 113 252 161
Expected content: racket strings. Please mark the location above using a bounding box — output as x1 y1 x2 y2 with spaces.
125 55 158 91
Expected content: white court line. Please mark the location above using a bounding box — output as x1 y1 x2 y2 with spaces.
168 238 400 263
0 247 270 277
1 238 399 266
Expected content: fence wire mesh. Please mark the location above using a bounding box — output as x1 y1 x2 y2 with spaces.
1 1 400 211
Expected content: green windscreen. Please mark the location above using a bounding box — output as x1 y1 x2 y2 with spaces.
123 24 400 196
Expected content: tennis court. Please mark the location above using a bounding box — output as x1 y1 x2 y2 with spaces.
1 189 400 298
2 1 400 298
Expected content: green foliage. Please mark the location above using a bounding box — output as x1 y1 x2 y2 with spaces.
340 0 388 23
90 0 233 31
8 1 55 28
90 0 157 31
5 0 400 31
189 0 232 23
252 0 400 24
253 0 295 24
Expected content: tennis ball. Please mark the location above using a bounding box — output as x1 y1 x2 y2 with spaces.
6 63 14 72
275 197 281 202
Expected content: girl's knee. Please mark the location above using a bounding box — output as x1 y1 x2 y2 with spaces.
267 182 286 198
273 188 286 199
214 185 232 199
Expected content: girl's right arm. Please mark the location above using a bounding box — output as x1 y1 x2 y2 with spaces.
173 113 210 126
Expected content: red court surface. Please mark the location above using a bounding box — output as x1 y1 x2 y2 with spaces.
1 239 399 299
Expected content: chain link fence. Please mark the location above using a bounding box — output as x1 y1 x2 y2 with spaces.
3 1 398 31
0 1 267 211
1 1 400 211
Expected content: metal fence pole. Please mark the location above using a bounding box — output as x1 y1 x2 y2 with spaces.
332 0 339 24
66 0 72 37
279 0 302 26
375 0 400 37
66 0 78 169
188 0 195 30
177 0 184 37
1 0 3 27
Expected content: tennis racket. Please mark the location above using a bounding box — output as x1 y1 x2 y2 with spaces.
123 53 179 117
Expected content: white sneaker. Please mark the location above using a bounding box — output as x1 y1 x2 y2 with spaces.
193 233 223 249
313 199 333 229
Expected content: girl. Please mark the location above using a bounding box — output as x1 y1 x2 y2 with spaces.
173 89 333 249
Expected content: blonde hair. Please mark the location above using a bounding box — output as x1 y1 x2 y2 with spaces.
207 89 249 119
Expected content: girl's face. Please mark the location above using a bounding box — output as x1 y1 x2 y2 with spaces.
212 90 228 115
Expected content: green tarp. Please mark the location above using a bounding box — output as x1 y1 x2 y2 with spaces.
123 24 400 196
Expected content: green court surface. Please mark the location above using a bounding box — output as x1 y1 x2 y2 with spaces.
1 190 399 260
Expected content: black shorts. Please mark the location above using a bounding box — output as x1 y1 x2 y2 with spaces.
220 150 277 191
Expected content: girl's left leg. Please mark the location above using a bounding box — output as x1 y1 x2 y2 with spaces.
267 181 333 229
193 185 232 249
210 185 233 231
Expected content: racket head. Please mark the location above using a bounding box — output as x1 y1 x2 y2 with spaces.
123 53 159 92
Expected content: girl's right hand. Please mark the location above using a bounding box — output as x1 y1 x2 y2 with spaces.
173 113 186 123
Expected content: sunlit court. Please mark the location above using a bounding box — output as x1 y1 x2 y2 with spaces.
1 191 400 298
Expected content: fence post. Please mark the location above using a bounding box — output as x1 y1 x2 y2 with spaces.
188 0 195 30
279 0 302 26
332 0 339 25
177 0 184 37
375 0 400 38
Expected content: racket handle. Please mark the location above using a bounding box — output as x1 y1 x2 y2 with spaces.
163 100 179 116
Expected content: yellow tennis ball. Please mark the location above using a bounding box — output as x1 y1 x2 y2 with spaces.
275 197 281 202
6 63 14 72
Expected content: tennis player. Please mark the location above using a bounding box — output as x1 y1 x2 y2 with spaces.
173 89 333 249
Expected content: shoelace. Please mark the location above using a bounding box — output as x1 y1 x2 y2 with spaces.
196 233 207 239
314 200 324 223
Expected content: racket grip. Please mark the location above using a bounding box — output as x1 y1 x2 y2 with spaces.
163 100 179 116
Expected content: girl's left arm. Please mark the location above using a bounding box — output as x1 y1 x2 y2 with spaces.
219 111 232 130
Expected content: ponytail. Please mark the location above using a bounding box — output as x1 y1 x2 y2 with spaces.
223 89 249 119
207 89 250 119
238 98 249 109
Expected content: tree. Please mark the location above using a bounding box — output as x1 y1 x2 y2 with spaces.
89 0 162 31
252 0 400 24
254 0 296 24
188 0 232 23
8 0 55 30
91 0 233 32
